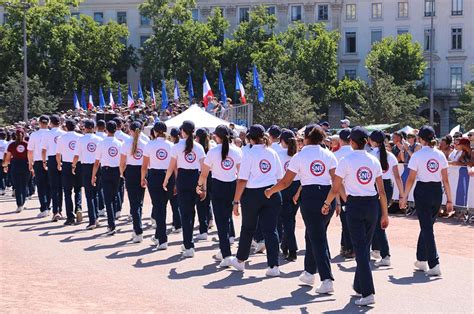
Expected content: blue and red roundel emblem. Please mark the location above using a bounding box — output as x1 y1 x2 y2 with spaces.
156 149 168 160
68 140 77 151
310 160 326 177
221 157 235 170
86 142 96 153
259 159 271 173
356 167 373 185
133 148 143 160
184 151 196 163
16 145 25 153
108 146 118 157
426 159 439 173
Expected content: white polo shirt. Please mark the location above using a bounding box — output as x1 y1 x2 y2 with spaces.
170 139 206 170
115 130 131 143
95 136 123 167
335 150 382 197
75 133 103 164
140 132 150 143
241 144 252 158
143 138 173 170
204 144 242 182
277 149 300 181
96 131 107 139
0 140 8 159
27 128 49 161
288 145 337 186
271 142 283 153
56 131 83 163
370 147 398 181
41 127 66 157
238 144 283 189
408 146 448 182
334 145 353 162
120 137 147 166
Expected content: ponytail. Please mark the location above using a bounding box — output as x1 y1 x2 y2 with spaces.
221 136 229 161
287 137 297 157
184 134 194 154
429 139 437 148
15 132 24 145
263 134 270 147
131 129 140 155
379 142 389 172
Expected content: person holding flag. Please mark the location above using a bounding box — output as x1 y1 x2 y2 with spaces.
236 68 246 104
174 78 180 103
127 83 135 109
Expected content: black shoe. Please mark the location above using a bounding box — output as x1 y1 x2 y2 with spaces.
64 218 75 226
286 250 297 262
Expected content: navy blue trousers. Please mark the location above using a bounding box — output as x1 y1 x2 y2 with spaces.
61 162 82 220
211 178 236 258
47 156 63 214
176 169 199 249
280 180 300 252
33 161 50 212
125 165 145 235
11 159 29 207
148 169 175 244
101 166 120 229
372 179 393 258
82 164 99 225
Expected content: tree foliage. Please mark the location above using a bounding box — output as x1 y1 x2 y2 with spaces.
455 82 474 130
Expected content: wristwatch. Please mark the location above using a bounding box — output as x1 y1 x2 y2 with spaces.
232 201 240 206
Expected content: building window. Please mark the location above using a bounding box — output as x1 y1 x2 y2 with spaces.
424 29 435 51
291 5 302 21
397 28 409 35
452 0 463 15
318 4 329 21
346 4 356 20
70 12 79 20
267 6 276 16
371 30 382 44
190 9 199 21
117 11 127 25
140 36 150 47
398 2 408 18
371 3 382 19
93 12 104 25
451 28 462 50
423 68 435 89
140 14 150 26
239 7 250 23
424 0 435 17
344 69 357 80
345 32 356 53
450 67 462 90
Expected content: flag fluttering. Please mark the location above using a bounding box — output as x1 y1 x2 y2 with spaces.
108 88 115 109
99 87 106 109
137 81 144 101
253 64 264 103
218 69 227 104
173 78 180 102
127 83 135 108
235 68 246 104
161 80 169 110
81 88 87 110
203 72 213 107
150 81 156 109
73 91 80 110
88 89 94 110
188 73 194 105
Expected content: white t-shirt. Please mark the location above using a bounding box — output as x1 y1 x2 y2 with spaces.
334 145 353 162
271 142 283 153
120 137 147 166
238 144 283 189
204 144 242 182
448 149 461 162
408 146 448 182
0 140 8 159
277 148 300 181
56 131 83 163
335 150 383 197
95 136 123 167
288 145 337 186
96 131 107 139
170 139 206 170
143 138 173 170
241 144 252 158
41 127 66 157
115 130 131 143
27 128 49 161
74 133 103 164
140 132 150 143
369 147 398 181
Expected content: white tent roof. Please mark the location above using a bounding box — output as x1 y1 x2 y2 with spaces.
399 125 414 134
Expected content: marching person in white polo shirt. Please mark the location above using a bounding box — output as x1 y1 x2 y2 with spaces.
400 126 453 277
322 126 389 306
56 119 83 226
92 120 123 236
113 117 130 218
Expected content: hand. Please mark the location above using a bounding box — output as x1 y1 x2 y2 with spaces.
380 214 389 230
399 196 407 209
321 203 330 215
29 164 35 176
57 163 62 172
233 204 240 216
42 162 48 171
3 166 7 173
141 178 147 188
335 204 341 217
72 165 76 175
292 193 300 205
173 186 177 196
162 178 169 191
91 175 96 187
446 201 454 213
264 188 272 199
199 190 207 201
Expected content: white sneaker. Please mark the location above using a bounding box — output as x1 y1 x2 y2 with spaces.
266 266 280 277
150 237 159 246
371 250 381 260
106 228 116 236
151 218 157 228
195 233 208 241
132 234 143 243
215 251 223 261
254 241 266 254
37 210 50 218
299 271 315 286
374 256 391 267
426 264 441 277
355 294 375 306
229 256 245 271
182 248 195 258
181 244 186 252
414 260 428 272
172 227 181 233
208 219 215 229
115 211 121 219
229 237 235 244
157 242 168 250
251 240 258 249
15 206 23 213
316 279 334 294
219 256 232 268
98 209 106 217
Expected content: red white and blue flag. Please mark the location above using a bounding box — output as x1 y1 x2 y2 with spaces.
235 68 246 104
88 89 94 110
73 91 80 110
108 88 115 109
127 83 135 108
202 72 213 107
150 81 156 109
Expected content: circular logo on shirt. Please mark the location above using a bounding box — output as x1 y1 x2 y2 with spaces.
156 149 168 160
356 167 373 185
259 159 271 173
284 161 290 171
86 142 96 153
54 136 59 144
426 159 439 173
221 157 235 170
108 146 118 157
310 160 326 176
184 151 196 163
16 145 25 153
133 148 143 160
68 140 76 151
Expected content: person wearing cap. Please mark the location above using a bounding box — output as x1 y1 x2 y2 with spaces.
266 125 338 293
0 131 8 195
141 122 174 250
56 119 83 226
340 119 350 129
113 117 130 219
228 124 283 277
27 115 51 218
196 125 242 267
119 121 147 243
41 115 66 222
403 132 422 164
92 121 124 236
322 126 389 306
319 121 330 133
168 127 182 233
334 128 354 259
400 126 454 277
368 130 404 267
163 120 206 258
72 120 103 230
3 129 30 213
268 125 283 153
274 129 300 262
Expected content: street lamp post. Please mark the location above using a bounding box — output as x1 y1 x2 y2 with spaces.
429 0 435 126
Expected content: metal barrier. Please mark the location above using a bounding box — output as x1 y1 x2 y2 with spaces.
212 103 253 128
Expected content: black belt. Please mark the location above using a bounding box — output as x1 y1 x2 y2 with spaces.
347 195 378 201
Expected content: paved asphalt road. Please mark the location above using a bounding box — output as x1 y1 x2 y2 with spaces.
0 190 473 313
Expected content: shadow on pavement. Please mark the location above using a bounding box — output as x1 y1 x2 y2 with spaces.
106 246 156 259
133 254 183 268
168 263 220 280
388 271 442 285
322 296 374 313
203 271 266 289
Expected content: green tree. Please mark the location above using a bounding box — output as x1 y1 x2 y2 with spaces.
0 72 59 123
455 82 474 130
334 77 363 112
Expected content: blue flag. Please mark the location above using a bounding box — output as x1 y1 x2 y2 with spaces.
137 80 144 101
73 91 80 110
218 69 227 104
253 64 264 103
187 73 194 105
117 83 122 106
161 80 168 110
80 88 87 110
150 81 156 109
99 86 106 109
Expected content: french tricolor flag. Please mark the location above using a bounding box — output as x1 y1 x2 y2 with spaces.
127 83 135 109
236 68 246 104
202 72 213 107
88 89 94 110
73 91 80 110
108 88 115 109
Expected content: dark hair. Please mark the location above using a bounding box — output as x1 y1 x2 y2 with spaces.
195 128 210 153
280 130 297 157
15 129 24 145
183 128 194 154
306 126 326 145
441 135 452 146
371 137 388 172
352 137 367 150
214 125 230 161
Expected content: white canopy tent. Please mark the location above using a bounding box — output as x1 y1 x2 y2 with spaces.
399 125 414 134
